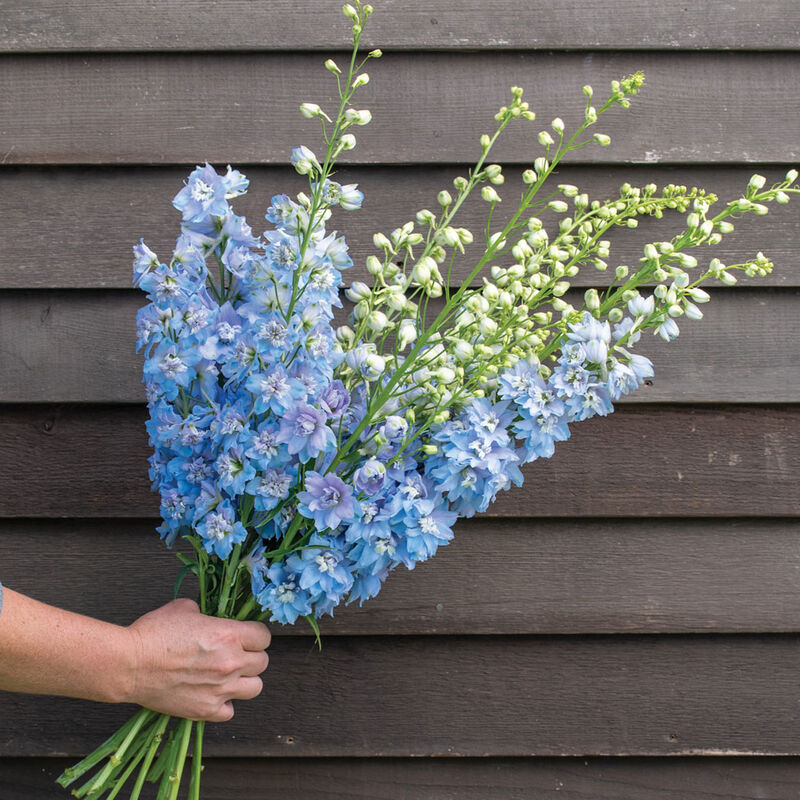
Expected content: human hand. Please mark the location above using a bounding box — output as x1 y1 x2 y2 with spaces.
124 598 271 722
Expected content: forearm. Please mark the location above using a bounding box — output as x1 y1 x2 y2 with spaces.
0 586 134 703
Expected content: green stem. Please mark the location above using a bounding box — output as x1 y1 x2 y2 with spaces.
130 715 170 800
166 719 194 800
78 709 154 797
188 721 205 800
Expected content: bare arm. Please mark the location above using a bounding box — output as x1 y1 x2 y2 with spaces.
0 587 270 722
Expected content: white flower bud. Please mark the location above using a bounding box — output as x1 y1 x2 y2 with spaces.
411 259 431 284
352 73 370 88
339 133 357 150
688 287 710 303
435 367 456 383
452 340 474 362
593 133 611 146
373 232 391 250
299 102 323 118
457 228 474 245
538 130 555 147
718 221 735 234
367 310 388 332
479 317 498 336
585 106 598 123
748 174 766 191
534 157 549 174
342 3 358 19
684 302 703 320
345 281 372 302
615 265 629 280
325 59 341 74
786 169 799 182
363 353 386 379
522 169 537 184
551 117 565 133
552 281 570 297
719 270 738 286
480 134 491 149
366 255 383 275
398 320 417 350
437 190 452 207
547 200 569 213
335 325 355 346
584 288 600 310
416 208 436 226
453 176 469 191
582 85 593 98
481 185 502 203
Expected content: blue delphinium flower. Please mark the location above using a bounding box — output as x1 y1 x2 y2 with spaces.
297 471 358 531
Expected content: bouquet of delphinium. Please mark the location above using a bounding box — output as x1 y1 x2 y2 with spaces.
57 3 799 798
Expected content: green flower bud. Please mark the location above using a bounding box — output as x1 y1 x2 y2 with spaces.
584 288 600 310
522 169 537 184
352 73 370 88
552 117 565 133
437 190 452 207
608 307 624 323
339 133 357 150
615 265 629 280
534 157 549 174
325 59 341 74
481 185 502 203
335 325 356 346
538 130 555 147
453 176 469 191
342 3 358 19
593 133 611 146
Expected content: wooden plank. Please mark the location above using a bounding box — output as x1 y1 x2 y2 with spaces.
1 52 799 165
8 756 800 800
0 404 796 518
2 0 799 52
4 633 800 756
2 165 799 290
1 288 796 404
4 518 800 636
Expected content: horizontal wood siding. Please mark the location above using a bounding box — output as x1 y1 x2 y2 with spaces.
1 52 799 165
0 404 797 518
8 757 800 800
4 518 800 635
1 1 799 796
3 165 800 290
1 288 796 403
2 1 799 52
5 634 800 756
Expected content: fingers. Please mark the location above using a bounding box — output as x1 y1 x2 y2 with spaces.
237 620 271 652
227 676 264 702
239 649 269 678
207 701 235 723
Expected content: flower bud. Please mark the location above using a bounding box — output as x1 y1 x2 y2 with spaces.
479 317 498 336
336 325 356 346
452 340 474 362
522 169 537 185
748 174 766 191
481 185 502 203
480 134 491 149
352 73 370 88
366 310 388 332
437 190 452 207
538 130 555 147
366 255 383 275
552 117 565 134
585 106 598 123
342 3 358 19
615 265 629 280
325 59 341 74
398 320 417 350
346 281 372 302
453 176 469 191
373 232 391 250
416 208 436 226
719 270 738 286
684 302 703 320
369 48 382 57
584 288 600 310
534 157 549 174
593 133 611 146
547 200 569 213
435 367 456 383
339 133 357 150
299 102 323 118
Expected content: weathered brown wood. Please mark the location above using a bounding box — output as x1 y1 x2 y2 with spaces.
4 518 800 636
9 756 800 800
0 288 795 403
0 404 796 518
2 165 799 290
2 0 798 52
1 52 799 165
4 633 800 756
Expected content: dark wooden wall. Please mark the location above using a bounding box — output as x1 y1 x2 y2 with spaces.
2 1 800 797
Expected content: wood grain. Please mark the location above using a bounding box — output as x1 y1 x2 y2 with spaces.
0 404 796 518
2 0 798 52
1 52 799 164
2 165 799 290
0 287 795 404
4 634 800 756
3 517 800 635
8 756 800 800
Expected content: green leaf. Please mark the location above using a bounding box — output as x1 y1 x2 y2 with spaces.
173 564 195 600
304 614 323 651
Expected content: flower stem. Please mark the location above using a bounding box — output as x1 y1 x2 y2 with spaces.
130 714 170 800
188 721 205 800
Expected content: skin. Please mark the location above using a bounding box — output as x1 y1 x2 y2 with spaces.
0 588 270 723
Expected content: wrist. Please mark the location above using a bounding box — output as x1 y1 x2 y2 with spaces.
95 623 140 705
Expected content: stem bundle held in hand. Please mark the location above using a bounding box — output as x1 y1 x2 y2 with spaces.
58 2 798 796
